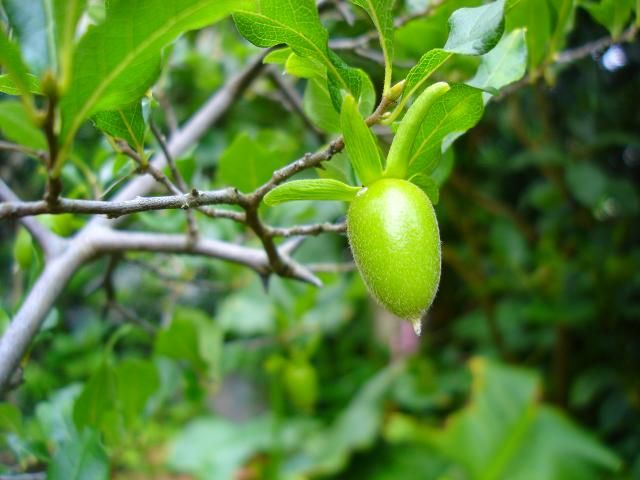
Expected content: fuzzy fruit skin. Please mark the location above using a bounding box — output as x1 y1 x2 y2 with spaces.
347 178 441 320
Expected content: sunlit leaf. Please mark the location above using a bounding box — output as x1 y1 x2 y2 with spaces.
233 0 364 110
58 0 246 163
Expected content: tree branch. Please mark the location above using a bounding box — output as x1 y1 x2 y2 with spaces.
0 179 66 259
0 54 268 395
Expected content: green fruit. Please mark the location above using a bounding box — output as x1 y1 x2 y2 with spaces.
283 361 317 413
347 178 441 320
13 228 33 270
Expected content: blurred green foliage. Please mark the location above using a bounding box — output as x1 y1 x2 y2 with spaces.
1 0 639 479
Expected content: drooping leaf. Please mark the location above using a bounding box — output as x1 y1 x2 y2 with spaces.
340 95 383 185
264 179 361 206
443 0 506 55
92 101 146 155
0 100 47 150
407 84 484 176
48 428 110 480
350 0 395 91
218 133 286 193
0 73 43 95
58 0 247 164
233 0 364 110
469 28 528 102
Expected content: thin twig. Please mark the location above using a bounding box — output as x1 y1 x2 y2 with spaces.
267 221 346 238
0 188 241 219
149 119 199 242
498 25 639 99
267 66 326 142
0 141 47 161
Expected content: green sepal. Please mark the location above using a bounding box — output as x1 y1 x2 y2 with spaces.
384 82 450 179
340 95 383 186
264 179 361 206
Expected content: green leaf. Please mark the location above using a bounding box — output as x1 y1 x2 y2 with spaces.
155 316 205 369
154 307 220 377
407 83 484 176
53 0 89 85
285 52 325 79
114 358 159 427
547 0 577 55
578 0 635 37
565 162 608 208
304 77 341 132
340 95 383 185
296 363 405 476
2 0 54 74
58 0 247 167
13 227 34 271
264 179 361 206
350 0 395 92
92 101 147 155
233 0 363 110
409 173 440 205
393 1 507 121
73 363 117 431
0 100 47 150
0 73 43 95
48 428 110 480
401 49 452 109
385 82 451 179
218 133 286 193
263 47 292 65
2 0 87 79
506 0 552 69
387 359 621 480
443 0 506 55
0 29 36 104
0 403 22 437
469 28 528 101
